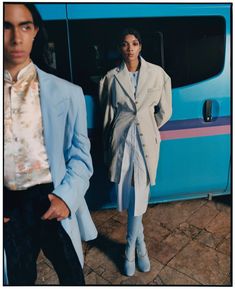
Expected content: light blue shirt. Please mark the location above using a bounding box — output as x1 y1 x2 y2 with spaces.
129 71 139 97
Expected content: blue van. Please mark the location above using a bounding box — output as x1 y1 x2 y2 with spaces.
36 3 231 209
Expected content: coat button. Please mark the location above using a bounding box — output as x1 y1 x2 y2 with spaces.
145 155 148 158
140 133 143 136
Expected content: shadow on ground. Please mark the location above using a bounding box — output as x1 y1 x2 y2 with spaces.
213 194 231 206
87 233 125 274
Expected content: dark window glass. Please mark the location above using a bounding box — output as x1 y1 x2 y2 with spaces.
69 16 225 93
41 21 71 81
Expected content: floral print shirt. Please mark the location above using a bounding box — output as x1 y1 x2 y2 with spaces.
4 62 52 190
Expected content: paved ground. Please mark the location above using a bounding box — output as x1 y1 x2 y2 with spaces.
36 195 231 285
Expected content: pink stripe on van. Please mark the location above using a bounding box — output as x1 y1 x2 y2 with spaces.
160 125 230 140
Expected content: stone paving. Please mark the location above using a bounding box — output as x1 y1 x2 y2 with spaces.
36 195 231 285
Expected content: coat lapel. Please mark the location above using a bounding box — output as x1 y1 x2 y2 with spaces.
135 57 149 99
115 62 135 101
115 58 149 102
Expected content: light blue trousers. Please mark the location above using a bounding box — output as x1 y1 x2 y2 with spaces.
126 187 144 258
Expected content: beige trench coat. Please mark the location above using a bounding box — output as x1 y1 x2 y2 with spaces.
99 57 172 186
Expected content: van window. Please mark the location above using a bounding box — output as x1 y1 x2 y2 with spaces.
42 20 71 81
69 16 225 93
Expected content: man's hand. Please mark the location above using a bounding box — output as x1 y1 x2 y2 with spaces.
41 194 70 221
4 217 10 223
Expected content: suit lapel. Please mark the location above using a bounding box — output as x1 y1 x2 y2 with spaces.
35 67 53 172
36 66 65 179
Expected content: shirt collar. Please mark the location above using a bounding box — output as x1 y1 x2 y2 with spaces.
4 61 35 83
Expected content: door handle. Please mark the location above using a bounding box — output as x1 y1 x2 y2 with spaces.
203 100 212 122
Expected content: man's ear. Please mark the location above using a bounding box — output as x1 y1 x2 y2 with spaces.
34 26 39 38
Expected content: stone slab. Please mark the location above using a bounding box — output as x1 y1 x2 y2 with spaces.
168 240 230 285
187 204 219 229
97 218 126 244
145 199 206 231
154 265 200 285
216 237 231 256
144 220 171 243
206 211 231 239
91 209 118 227
177 223 202 239
86 271 111 285
196 229 223 249
112 211 128 225
149 231 190 264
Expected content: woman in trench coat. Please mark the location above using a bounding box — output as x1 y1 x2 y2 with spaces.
99 28 172 276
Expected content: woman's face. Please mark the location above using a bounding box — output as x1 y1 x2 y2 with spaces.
120 34 142 63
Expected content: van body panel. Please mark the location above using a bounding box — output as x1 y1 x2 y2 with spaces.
66 4 230 19
153 135 230 194
36 4 67 20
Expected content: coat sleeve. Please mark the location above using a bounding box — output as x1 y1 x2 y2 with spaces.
99 76 115 164
52 87 93 215
154 75 172 128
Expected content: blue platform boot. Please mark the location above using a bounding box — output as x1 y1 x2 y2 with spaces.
124 213 142 276
136 221 150 272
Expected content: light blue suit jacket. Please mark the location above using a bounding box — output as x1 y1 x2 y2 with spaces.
36 66 97 266
4 67 97 284
4 66 97 284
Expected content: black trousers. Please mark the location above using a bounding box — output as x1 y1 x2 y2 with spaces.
4 183 85 285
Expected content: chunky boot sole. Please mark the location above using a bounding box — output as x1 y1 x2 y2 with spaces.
124 258 136 276
137 250 151 272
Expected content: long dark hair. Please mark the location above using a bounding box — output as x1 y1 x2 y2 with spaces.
23 3 52 72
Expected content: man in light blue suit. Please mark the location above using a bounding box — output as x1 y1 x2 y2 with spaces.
4 3 97 285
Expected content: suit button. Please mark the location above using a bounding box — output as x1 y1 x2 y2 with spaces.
140 133 143 136
145 155 148 158
135 101 138 104
136 122 140 126
142 144 146 147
